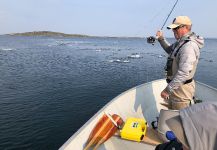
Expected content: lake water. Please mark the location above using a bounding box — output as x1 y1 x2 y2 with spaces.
0 35 217 150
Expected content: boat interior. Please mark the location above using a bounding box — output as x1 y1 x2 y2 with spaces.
60 79 217 150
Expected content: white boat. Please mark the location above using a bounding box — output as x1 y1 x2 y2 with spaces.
59 79 217 150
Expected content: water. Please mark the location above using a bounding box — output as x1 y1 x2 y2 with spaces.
0 35 216 150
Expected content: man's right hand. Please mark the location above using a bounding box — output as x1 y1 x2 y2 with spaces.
156 30 163 40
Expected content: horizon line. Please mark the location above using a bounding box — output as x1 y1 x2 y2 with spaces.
1 30 217 39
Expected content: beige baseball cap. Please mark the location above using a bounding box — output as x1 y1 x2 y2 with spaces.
167 16 192 29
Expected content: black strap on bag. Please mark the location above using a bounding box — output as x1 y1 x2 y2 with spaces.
155 140 183 150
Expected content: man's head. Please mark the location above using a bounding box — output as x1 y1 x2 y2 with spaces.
167 16 192 39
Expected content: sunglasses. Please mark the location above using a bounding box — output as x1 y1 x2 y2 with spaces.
173 25 185 31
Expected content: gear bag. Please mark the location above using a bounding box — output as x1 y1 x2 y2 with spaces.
155 140 183 150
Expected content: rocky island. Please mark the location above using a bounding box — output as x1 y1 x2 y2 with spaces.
7 31 91 37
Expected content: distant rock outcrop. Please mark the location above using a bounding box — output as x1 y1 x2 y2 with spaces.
7 31 90 37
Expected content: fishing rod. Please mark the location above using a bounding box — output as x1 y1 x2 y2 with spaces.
147 0 179 44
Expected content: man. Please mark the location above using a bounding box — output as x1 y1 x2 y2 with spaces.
165 102 217 150
156 16 204 110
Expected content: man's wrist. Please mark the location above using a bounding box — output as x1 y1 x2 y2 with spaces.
157 36 165 41
165 85 174 94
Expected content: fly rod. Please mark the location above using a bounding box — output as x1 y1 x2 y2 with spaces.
147 0 179 44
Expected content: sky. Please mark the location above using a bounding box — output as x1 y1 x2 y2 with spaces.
0 0 217 38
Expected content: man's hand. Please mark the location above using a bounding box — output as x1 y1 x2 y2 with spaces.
156 30 163 40
161 89 169 100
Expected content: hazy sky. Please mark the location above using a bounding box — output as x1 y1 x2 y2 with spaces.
1 0 217 38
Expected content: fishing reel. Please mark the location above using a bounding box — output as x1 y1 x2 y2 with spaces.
147 36 156 45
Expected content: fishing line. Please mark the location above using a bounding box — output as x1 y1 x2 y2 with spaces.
134 0 170 37
147 0 179 44
148 0 171 23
